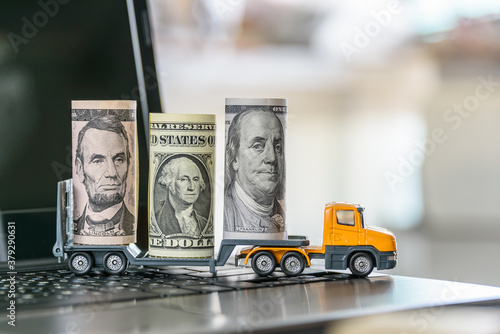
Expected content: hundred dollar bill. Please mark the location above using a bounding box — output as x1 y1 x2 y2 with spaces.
71 100 137 245
224 98 287 240
149 113 215 258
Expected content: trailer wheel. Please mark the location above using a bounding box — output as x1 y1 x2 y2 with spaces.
69 252 93 275
349 252 374 277
103 252 128 275
280 252 305 276
251 251 277 276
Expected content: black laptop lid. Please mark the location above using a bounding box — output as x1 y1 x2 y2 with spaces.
0 0 161 260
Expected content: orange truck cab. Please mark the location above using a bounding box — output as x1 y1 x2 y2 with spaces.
237 202 397 277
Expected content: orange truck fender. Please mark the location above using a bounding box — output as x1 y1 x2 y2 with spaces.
241 247 311 267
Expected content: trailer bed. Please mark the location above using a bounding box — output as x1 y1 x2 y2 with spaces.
63 237 310 274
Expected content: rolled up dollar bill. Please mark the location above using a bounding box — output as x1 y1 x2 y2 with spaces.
224 98 287 240
149 113 215 258
72 100 137 245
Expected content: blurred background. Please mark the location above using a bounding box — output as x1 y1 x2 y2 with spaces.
1 0 499 288
147 0 500 286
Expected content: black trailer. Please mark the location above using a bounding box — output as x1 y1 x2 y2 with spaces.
53 180 309 275
61 238 309 275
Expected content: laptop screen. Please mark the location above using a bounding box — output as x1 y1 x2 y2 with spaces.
0 0 160 260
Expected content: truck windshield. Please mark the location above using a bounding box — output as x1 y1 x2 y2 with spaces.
336 210 355 226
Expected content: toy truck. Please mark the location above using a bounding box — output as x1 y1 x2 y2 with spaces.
237 202 397 277
53 179 397 277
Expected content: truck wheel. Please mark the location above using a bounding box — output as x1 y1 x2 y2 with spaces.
349 252 374 277
251 251 277 276
280 252 305 276
103 252 128 275
69 252 93 275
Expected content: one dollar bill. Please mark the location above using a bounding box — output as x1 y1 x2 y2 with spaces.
149 113 215 258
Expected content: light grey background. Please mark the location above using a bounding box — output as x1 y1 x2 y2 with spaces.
148 0 500 286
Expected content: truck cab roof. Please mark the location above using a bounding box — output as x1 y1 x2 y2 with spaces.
325 202 365 212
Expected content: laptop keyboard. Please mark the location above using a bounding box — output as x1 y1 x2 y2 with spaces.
0 265 351 309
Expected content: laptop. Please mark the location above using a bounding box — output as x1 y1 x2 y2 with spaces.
0 0 158 258
1 1 500 333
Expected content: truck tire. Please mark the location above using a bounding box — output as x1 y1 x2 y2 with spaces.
280 252 305 276
69 252 93 275
251 251 277 276
349 252 374 277
103 252 128 275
